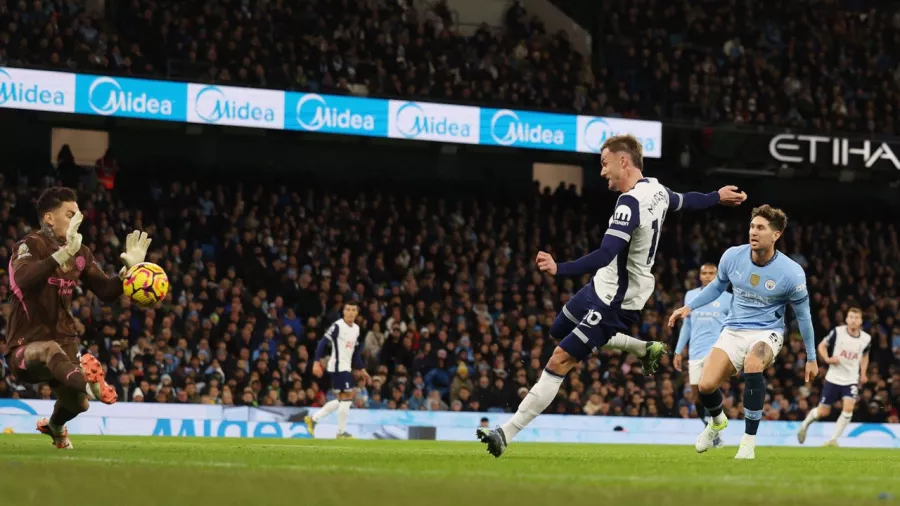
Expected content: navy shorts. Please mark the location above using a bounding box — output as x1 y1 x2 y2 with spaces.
555 283 640 362
821 381 858 405
330 371 354 392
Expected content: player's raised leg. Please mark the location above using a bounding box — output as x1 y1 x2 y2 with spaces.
695 346 736 453
735 338 778 460
604 333 667 375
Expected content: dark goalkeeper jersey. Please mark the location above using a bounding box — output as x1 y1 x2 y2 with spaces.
6 229 123 349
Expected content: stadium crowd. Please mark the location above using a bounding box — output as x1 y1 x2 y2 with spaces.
1 0 899 133
1 174 898 425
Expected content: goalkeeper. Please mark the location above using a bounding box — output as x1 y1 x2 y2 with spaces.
4 187 150 449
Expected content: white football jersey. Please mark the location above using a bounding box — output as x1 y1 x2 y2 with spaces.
823 325 871 385
594 177 669 310
324 319 361 373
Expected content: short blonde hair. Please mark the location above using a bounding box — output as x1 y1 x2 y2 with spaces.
601 134 644 170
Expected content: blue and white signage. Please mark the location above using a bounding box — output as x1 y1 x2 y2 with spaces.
0 67 74 113
388 100 479 144
577 115 662 158
481 108 576 151
284 92 388 137
0 67 666 156
187 83 283 129
76 75 186 121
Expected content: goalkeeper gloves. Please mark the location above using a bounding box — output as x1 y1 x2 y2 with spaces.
51 211 83 265
120 230 152 269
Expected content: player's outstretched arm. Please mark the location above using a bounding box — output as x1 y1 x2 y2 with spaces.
81 255 125 303
666 186 747 212
685 276 728 312
540 194 638 277
541 234 629 277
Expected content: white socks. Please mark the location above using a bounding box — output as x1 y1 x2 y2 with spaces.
500 370 564 441
312 399 339 422
713 412 727 425
604 333 647 357
337 400 351 434
802 406 820 428
832 412 852 440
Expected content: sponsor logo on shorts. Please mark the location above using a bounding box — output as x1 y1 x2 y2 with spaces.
582 309 603 326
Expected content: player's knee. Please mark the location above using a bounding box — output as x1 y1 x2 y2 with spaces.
743 343 770 373
547 347 577 376
697 378 718 395
27 341 65 364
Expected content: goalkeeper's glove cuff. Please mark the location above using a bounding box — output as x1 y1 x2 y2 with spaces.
51 249 72 266
118 266 129 281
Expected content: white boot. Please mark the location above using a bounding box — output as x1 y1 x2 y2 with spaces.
734 434 756 460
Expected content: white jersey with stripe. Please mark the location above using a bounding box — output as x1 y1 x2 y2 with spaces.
593 177 670 311
324 319 361 373
823 325 871 386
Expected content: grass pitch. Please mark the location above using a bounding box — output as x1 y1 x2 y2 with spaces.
1 435 898 506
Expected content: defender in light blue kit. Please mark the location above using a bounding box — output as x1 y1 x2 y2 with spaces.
669 205 818 460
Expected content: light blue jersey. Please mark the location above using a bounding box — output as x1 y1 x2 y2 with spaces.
675 288 731 360
687 244 816 360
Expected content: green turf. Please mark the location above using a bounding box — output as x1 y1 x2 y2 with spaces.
1 435 898 506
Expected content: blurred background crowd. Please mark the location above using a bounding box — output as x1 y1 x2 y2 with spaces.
2 0 899 132
0 0 898 426
1 171 897 424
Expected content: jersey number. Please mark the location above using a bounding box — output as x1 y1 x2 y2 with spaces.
647 218 661 265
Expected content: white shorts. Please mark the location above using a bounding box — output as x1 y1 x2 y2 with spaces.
712 328 784 373
688 358 706 386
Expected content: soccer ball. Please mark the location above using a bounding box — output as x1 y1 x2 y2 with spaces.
123 262 169 308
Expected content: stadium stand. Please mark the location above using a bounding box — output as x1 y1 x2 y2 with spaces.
2 0 898 133
1 174 897 425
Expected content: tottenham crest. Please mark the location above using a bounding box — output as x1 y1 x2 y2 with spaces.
750 273 760 287
765 279 777 291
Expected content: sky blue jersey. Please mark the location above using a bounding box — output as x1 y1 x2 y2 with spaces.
686 244 816 360
675 288 731 360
